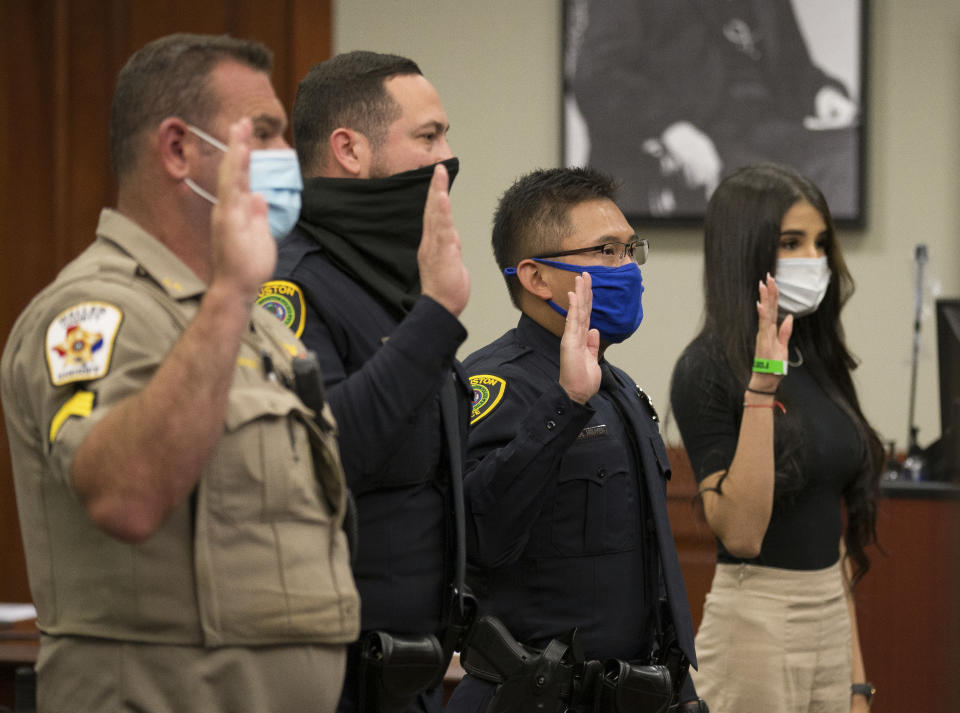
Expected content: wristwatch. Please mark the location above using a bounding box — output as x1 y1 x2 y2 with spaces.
851 682 876 704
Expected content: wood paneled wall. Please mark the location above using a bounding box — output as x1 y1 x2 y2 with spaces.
0 0 331 603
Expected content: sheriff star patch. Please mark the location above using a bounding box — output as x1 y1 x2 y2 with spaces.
46 302 123 386
258 280 305 337
469 374 507 425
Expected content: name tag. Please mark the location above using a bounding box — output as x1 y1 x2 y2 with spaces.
576 425 608 440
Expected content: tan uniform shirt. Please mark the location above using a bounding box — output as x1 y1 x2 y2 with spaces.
1 209 360 712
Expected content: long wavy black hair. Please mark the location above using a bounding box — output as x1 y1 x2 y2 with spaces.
700 163 883 583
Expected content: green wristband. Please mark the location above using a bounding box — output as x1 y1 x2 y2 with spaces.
753 358 788 375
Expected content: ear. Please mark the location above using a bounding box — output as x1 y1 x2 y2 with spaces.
328 127 371 178
516 259 555 301
156 117 192 180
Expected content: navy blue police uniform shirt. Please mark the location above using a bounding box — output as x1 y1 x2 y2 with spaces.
461 315 697 695
268 225 470 636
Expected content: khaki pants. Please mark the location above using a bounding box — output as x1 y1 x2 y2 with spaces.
37 635 346 713
691 562 851 713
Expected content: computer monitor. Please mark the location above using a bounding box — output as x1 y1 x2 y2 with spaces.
935 298 960 480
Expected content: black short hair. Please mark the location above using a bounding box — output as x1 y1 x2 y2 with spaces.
492 167 619 307
293 51 422 176
109 33 272 179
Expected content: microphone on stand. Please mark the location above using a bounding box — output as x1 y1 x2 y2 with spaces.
902 244 928 480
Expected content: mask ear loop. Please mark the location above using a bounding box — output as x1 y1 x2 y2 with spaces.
184 178 218 204
186 125 228 152
184 125 227 205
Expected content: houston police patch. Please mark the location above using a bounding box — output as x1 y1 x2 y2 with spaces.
469 374 507 425
258 280 305 337
46 302 123 386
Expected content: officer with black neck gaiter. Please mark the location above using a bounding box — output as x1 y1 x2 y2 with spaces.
261 52 471 713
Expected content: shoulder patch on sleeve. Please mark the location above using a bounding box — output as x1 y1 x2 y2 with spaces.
46 302 123 386
469 374 507 425
49 390 95 444
258 280 305 338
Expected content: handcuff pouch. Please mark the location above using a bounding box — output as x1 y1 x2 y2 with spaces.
597 659 673 713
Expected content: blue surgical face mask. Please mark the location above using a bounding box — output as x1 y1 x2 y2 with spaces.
505 259 645 343
185 125 303 240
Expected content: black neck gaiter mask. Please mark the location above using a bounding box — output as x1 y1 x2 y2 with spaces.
297 157 460 319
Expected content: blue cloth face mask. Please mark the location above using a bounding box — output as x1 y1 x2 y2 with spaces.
185 126 303 240
505 259 645 343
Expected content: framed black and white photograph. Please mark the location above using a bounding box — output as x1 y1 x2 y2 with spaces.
564 0 867 226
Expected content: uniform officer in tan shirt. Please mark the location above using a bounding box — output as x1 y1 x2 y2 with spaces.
0 33 358 713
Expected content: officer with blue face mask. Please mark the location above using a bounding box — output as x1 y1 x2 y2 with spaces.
446 167 708 713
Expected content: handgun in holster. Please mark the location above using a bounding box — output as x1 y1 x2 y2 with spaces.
462 616 676 713
461 615 580 713
292 351 358 562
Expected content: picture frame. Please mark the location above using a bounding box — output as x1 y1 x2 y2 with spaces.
563 0 868 227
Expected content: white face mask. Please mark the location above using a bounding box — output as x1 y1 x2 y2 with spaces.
775 256 831 316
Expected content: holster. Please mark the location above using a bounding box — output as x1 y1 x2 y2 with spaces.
597 659 673 713
461 616 577 713
358 631 446 713
462 616 678 713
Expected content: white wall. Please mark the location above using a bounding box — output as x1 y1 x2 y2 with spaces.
335 0 960 451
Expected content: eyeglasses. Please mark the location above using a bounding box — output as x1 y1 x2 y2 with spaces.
533 238 648 267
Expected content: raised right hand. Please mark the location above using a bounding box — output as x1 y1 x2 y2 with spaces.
559 273 601 404
751 273 793 392
419 163 470 317
209 118 277 302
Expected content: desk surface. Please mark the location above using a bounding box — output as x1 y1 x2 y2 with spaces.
881 478 960 499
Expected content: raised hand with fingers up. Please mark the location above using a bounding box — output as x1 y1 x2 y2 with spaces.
559 272 602 405
751 273 793 393
210 118 276 303
419 163 470 317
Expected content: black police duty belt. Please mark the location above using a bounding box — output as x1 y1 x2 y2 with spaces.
459 615 680 713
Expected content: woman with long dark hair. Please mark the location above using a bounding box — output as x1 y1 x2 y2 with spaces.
671 163 883 713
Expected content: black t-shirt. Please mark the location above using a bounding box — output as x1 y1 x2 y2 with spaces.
670 334 862 570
